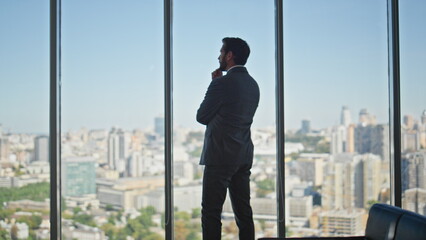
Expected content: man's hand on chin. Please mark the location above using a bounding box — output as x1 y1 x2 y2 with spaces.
211 68 223 79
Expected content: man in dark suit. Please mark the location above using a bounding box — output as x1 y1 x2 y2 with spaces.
197 37 260 240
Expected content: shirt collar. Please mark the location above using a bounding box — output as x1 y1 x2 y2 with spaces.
226 65 245 72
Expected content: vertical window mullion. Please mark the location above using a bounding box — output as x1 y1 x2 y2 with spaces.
164 0 174 239
275 0 286 237
387 0 402 207
50 0 62 238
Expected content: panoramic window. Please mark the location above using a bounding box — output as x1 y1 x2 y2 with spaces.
399 0 426 217
283 0 389 237
173 0 276 239
0 1 50 239
62 1 164 239
1 0 421 239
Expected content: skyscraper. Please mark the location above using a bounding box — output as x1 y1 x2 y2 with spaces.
300 119 311 134
323 153 382 210
323 154 356 210
402 188 426 215
154 116 165 137
34 135 49 162
421 110 426 125
0 136 9 162
107 128 128 172
402 152 426 191
358 109 376 126
295 154 325 187
62 157 96 197
346 124 356 153
340 106 351 127
404 115 415 130
331 125 347 154
401 130 421 152
127 151 143 177
420 111 426 149
354 154 382 208
355 124 389 161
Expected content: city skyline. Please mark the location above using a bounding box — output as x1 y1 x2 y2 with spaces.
1 105 425 135
1 94 425 238
1 0 425 133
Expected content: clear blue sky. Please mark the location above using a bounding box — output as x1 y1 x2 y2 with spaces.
0 0 425 134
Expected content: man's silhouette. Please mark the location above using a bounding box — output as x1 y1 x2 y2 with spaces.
197 37 260 240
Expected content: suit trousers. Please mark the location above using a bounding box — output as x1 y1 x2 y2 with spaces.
201 164 255 240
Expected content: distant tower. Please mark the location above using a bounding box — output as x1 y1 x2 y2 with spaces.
355 124 389 161
62 157 96 197
34 135 49 162
301 119 311 134
108 128 127 171
421 110 426 125
359 109 369 125
340 106 352 127
127 151 143 177
0 136 9 162
331 125 346 154
402 152 426 191
358 109 376 126
155 116 165 137
403 115 414 129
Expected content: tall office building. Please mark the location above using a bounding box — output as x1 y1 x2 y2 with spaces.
62 157 96 197
417 111 426 149
295 155 325 187
300 119 311 134
402 152 426 191
355 124 389 162
331 125 347 154
401 130 421 152
107 128 128 171
353 154 382 208
358 109 376 126
340 106 352 127
288 183 314 227
404 115 415 130
346 124 355 153
0 134 9 162
323 153 382 210
127 151 143 177
402 188 426 216
421 110 426 125
34 135 49 162
154 116 165 137
322 154 355 210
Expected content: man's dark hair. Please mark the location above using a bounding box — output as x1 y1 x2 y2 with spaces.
222 37 250 65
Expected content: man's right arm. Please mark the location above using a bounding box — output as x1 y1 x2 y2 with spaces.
196 79 223 125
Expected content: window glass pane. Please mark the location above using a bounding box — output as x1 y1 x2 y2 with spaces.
0 1 50 239
400 0 426 216
283 0 389 237
174 1 276 239
62 1 164 239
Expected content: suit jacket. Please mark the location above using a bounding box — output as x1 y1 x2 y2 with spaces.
197 66 260 166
